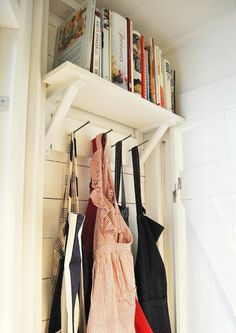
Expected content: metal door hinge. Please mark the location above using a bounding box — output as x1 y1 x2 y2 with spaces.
173 177 182 202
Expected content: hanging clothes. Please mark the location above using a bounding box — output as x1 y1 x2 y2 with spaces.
131 146 172 333
87 133 136 333
114 140 153 333
49 133 85 333
81 137 98 322
114 140 129 225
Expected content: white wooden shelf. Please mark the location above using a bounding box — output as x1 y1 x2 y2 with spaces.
43 61 185 163
44 61 185 129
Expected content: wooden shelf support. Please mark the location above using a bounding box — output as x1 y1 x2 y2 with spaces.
45 80 83 149
140 126 168 165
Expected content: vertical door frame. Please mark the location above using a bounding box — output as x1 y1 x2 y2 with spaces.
168 126 188 333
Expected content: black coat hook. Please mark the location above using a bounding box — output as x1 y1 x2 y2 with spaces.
73 121 90 134
104 128 113 135
129 139 148 152
111 134 132 147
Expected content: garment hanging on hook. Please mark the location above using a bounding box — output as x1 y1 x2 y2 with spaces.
114 140 129 225
49 133 85 333
86 133 136 333
114 140 153 333
131 146 171 333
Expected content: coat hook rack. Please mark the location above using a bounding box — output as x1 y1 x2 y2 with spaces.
73 120 90 134
111 134 132 148
129 139 149 152
104 128 113 135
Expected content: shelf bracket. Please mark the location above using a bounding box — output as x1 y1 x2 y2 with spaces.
45 80 83 150
140 126 168 165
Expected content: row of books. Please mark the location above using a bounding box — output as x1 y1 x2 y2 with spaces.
53 0 176 113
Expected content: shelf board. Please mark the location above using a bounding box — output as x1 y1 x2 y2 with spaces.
43 61 185 131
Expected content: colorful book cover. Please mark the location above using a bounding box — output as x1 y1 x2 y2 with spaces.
127 17 134 92
111 12 128 90
54 0 96 71
133 30 142 95
141 35 146 99
101 8 111 81
145 49 150 100
145 41 156 104
92 9 101 76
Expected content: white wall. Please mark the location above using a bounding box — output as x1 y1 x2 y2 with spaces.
166 12 236 332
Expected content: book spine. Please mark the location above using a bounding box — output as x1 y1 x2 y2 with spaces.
158 48 164 107
111 12 128 90
141 35 146 99
145 49 150 100
133 30 142 95
151 38 157 104
171 69 176 113
85 0 96 70
154 45 160 105
163 58 171 110
93 9 101 76
146 41 155 103
101 9 111 81
127 18 134 92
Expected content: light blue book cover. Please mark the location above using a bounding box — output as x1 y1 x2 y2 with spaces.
54 0 96 71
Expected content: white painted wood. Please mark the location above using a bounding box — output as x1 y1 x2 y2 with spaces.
43 159 146 204
43 239 54 278
44 62 185 132
165 14 236 331
42 320 48 333
21 0 48 332
184 198 236 316
45 80 84 149
0 0 20 29
140 126 168 165
42 279 52 321
163 127 188 333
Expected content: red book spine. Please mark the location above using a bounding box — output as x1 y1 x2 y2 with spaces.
141 35 146 99
127 18 133 92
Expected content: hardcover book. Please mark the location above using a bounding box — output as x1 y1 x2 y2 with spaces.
145 40 156 104
171 69 176 113
163 58 172 111
133 30 142 95
127 17 134 92
111 12 128 90
53 0 96 71
145 48 150 100
141 35 146 99
101 8 111 80
91 9 101 76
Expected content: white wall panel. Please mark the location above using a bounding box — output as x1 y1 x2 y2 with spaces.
186 223 212 333
166 12 236 332
42 239 54 279
177 75 236 120
182 112 227 169
42 279 52 321
225 108 236 157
